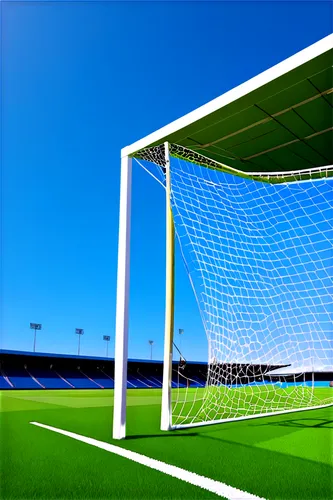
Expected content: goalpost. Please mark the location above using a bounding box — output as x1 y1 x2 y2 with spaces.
113 34 333 439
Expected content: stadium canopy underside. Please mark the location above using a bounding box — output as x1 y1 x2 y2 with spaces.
122 34 333 183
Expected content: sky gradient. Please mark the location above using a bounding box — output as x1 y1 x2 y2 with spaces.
2 1 332 361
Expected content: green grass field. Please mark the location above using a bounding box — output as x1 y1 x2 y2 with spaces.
172 385 333 426
1 388 332 500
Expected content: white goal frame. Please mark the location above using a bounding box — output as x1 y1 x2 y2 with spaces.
112 34 333 440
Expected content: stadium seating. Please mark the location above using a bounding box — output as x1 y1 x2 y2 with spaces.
190 376 205 388
148 375 163 388
137 371 161 388
4 367 42 389
127 374 151 388
82 369 115 389
0 350 211 391
0 375 13 389
58 369 100 389
28 368 70 389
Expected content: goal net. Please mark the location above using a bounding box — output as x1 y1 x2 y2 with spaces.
135 143 333 429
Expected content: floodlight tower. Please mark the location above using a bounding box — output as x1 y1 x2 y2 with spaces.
148 340 154 360
103 335 111 357
30 323 42 352
75 328 84 355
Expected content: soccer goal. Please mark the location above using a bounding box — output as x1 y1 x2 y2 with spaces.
113 34 333 439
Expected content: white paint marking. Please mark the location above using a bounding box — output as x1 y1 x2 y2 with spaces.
30 422 265 500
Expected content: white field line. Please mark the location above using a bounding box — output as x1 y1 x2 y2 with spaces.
30 422 265 500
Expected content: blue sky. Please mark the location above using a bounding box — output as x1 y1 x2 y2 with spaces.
2 1 332 361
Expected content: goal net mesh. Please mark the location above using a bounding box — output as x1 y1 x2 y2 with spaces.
135 144 333 427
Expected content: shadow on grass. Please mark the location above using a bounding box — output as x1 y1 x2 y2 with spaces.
126 432 198 440
126 407 333 441
252 417 333 428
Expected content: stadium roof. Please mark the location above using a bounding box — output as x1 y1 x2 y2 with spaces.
0 349 207 365
0 349 114 362
267 365 333 376
122 34 333 176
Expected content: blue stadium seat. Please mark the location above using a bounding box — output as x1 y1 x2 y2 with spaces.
82 370 114 389
0 375 13 389
28 368 70 389
148 375 163 388
4 368 42 389
58 369 100 389
127 375 150 388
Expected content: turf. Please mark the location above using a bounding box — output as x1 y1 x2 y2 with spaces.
172 385 333 425
1 389 332 500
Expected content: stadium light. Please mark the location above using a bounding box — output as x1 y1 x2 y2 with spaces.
148 340 154 360
30 323 42 352
103 335 111 357
75 328 84 355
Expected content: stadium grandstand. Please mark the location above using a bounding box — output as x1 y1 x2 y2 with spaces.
1 349 331 390
0 350 206 390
